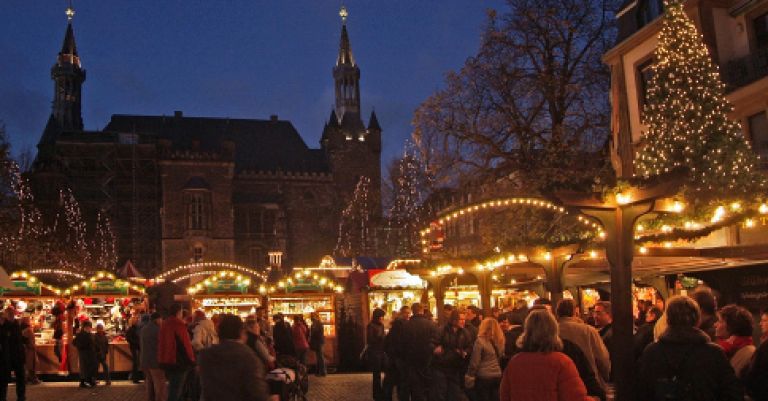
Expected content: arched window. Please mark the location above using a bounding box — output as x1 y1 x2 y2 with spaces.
186 191 211 231
637 0 664 28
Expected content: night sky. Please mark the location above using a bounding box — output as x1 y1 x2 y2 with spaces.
1 1 506 169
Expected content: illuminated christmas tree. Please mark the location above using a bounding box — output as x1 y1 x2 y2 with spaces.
335 176 375 257
634 0 765 201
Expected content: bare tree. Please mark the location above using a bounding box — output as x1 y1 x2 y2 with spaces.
414 0 618 193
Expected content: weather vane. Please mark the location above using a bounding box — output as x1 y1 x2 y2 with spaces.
65 0 75 21
339 5 348 24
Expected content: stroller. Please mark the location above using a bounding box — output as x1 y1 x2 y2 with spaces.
267 355 309 401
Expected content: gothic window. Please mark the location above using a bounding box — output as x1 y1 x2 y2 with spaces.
748 111 768 168
193 245 204 263
186 191 211 231
637 0 664 28
753 12 768 50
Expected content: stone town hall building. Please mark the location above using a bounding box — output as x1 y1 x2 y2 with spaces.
30 12 382 275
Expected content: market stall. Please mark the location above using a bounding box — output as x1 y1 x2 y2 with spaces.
186 270 263 318
365 269 426 327
268 269 343 366
0 271 66 374
63 271 146 374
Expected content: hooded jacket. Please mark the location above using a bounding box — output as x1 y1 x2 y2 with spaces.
636 326 743 401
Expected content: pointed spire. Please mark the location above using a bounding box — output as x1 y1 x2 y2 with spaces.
368 110 381 131
337 6 355 67
329 109 340 127
61 23 78 58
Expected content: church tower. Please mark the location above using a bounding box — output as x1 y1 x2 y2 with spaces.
51 6 86 132
334 6 360 121
322 6 382 223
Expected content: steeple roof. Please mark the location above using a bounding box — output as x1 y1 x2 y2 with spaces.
368 110 381 131
61 23 78 57
337 23 355 67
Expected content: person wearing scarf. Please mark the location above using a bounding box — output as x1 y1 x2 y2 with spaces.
715 304 756 379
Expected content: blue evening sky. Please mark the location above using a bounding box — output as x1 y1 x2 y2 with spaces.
0 1 506 167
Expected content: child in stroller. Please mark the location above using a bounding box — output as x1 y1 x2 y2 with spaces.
267 355 309 401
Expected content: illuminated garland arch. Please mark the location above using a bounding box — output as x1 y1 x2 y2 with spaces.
418 197 603 253
29 269 86 280
154 262 268 282
186 270 257 295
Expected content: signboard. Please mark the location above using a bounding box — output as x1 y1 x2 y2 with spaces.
369 269 425 289
85 280 130 296
0 279 42 296
204 279 248 295
286 277 323 293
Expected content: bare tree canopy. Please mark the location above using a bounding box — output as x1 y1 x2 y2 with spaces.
414 0 618 192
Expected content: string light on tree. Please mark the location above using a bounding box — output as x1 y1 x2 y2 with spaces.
634 0 765 203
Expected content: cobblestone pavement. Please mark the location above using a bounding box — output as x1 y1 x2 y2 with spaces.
3 373 374 401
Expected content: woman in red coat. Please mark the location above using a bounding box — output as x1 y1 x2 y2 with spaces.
500 310 594 401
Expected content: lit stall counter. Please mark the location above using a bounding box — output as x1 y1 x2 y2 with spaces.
186 271 265 318
365 269 426 328
267 269 344 366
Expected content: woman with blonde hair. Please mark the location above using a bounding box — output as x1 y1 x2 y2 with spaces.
500 310 592 401
466 317 505 401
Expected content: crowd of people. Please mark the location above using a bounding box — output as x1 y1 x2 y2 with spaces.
365 289 768 401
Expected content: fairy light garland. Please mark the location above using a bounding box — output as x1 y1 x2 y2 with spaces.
418 197 604 252
62 271 145 296
186 270 253 295
154 262 268 282
9 271 63 295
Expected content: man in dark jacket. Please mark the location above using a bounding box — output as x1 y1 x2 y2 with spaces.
73 320 97 388
403 303 438 401
562 339 606 401
746 308 768 401
384 305 411 401
94 323 111 385
309 312 326 376
691 287 718 341
367 309 387 401
633 306 661 361
141 312 165 401
199 314 268 401
0 307 25 400
272 313 295 358
636 296 742 401
431 309 472 401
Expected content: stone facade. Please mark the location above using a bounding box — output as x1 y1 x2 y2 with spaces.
30 17 382 276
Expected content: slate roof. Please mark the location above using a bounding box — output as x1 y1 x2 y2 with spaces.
104 114 330 173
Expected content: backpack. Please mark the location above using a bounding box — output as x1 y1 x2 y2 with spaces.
654 344 695 401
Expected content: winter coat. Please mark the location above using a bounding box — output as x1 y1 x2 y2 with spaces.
74 330 98 376
21 325 36 370
558 316 611 388
366 320 387 371
384 317 408 360
467 337 502 379
126 323 141 349
246 331 275 369
633 320 658 361
198 340 268 401
698 314 718 341
273 320 295 357
402 314 439 368
191 319 219 351
309 318 325 350
500 325 523 369
139 320 161 370
562 339 606 401
292 321 309 352
158 316 196 370
433 324 472 372
500 351 591 401
95 332 110 360
636 326 743 401
0 320 25 369
746 339 768 401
